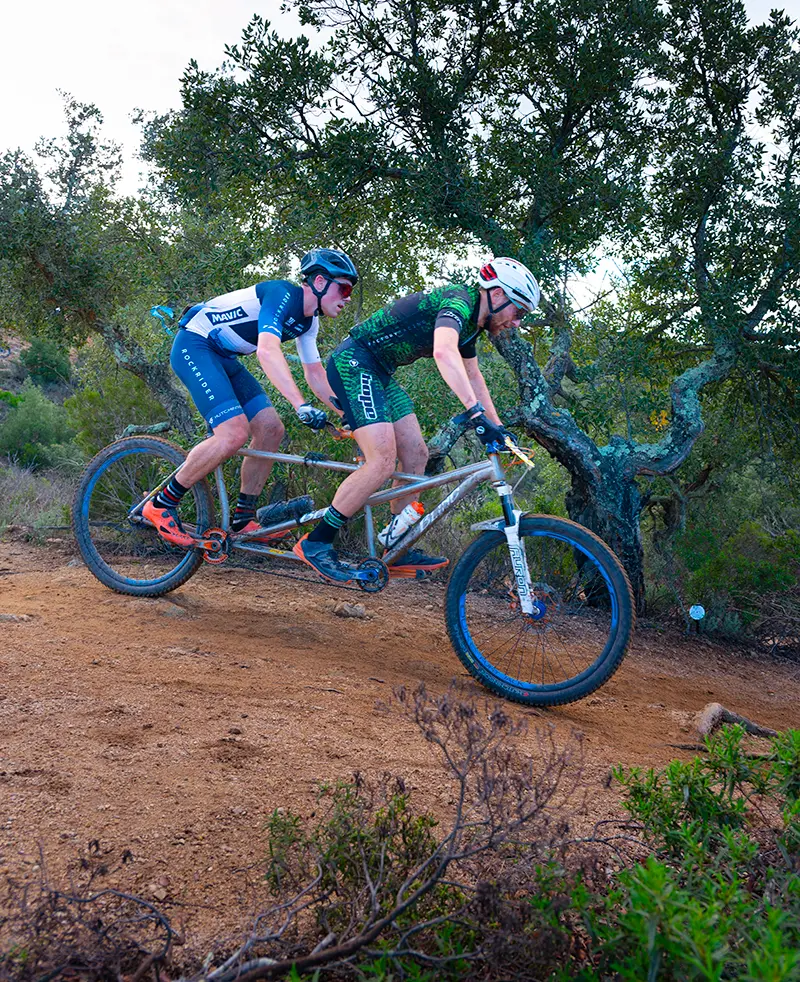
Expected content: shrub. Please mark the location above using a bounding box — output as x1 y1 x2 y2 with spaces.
20 338 72 384
0 381 75 470
0 460 75 537
690 521 800 606
0 389 22 408
64 373 166 456
585 726 800 981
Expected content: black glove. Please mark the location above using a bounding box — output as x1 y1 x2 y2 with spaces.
470 413 508 450
499 427 519 449
296 403 329 430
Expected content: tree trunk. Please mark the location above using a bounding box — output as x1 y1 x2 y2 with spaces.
99 323 197 441
564 456 646 608
488 324 739 614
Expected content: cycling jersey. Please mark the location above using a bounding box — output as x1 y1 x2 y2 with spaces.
180 280 321 364
348 283 481 374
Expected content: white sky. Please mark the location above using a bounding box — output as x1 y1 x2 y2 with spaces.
1 0 302 192
0 0 788 196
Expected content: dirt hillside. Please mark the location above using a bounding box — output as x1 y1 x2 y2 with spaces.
1 537 796 961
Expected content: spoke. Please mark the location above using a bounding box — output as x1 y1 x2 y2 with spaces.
461 531 616 692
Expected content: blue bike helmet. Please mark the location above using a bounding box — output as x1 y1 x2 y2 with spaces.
300 248 359 285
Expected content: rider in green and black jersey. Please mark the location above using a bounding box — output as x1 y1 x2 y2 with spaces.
292 258 541 582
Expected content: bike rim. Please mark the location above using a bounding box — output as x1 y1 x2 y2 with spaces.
457 529 620 695
80 447 201 587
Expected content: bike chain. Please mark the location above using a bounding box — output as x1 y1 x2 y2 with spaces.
219 548 375 594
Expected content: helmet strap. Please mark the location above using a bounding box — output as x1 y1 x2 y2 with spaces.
484 287 514 331
307 276 334 317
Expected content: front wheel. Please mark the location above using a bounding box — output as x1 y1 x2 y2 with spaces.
446 515 635 706
72 437 215 597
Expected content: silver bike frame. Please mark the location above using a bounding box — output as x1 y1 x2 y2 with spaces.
218 447 536 614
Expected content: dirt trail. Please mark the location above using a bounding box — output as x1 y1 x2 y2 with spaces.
1 539 797 958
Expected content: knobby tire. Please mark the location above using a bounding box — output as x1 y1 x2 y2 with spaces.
72 437 215 597
445 515 635 706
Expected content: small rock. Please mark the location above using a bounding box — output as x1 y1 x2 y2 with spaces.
228 727 242 735
159 603 189 618
333 601 367 619
230 806 247 816
0 613 32 622
67 558 84 567
149 884 168 902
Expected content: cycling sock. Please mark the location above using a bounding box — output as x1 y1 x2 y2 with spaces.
232 492 260 532
307 505 349 545
153 476 189 510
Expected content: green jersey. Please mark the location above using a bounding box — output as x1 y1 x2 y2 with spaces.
349 283 482 374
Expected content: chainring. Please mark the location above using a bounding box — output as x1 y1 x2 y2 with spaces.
355 557 389 593
200 527 229 565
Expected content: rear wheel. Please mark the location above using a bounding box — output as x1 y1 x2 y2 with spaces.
445 515 635 706
72 437 215 597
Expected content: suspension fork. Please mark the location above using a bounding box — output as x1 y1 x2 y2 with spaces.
490 454 535 616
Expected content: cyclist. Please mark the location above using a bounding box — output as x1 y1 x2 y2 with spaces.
292 257 540 582
143 249 358 547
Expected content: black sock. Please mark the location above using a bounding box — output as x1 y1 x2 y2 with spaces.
307 505 349 545
232 492 260 532
153 476 189 510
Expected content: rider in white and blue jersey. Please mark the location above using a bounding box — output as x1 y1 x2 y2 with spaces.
143 249 358 548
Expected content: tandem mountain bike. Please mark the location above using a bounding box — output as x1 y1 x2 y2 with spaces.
71 431 635 707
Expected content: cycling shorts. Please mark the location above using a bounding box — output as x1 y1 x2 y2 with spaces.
327 338 415 431
170 330 270 429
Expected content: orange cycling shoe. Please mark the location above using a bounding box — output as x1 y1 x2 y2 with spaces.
232 520 290 543
385 548 449 579
142 500 196 550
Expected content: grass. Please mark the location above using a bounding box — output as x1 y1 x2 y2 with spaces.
0 460 76 543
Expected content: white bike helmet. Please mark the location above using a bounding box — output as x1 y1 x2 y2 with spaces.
477 257 541 312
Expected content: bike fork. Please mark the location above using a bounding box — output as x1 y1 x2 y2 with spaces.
491 456 536 617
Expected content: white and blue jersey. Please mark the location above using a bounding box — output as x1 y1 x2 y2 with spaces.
170 279 321 430
179 280 321 364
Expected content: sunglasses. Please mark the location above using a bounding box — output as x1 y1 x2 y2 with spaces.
331 279 354 299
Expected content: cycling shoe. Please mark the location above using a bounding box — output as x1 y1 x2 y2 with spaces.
292 534 357 583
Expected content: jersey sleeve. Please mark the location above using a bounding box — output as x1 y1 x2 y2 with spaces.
257 281 295 339
294 317 321 364
433 285 473 334
434 285 478 357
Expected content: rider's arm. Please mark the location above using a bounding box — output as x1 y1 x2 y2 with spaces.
293 319 339 413
302 360 341 414
256 333 307 410
463 356 502 425
433 326 493 416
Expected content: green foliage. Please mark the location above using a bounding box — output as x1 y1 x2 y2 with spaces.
581 726 800 981
267 725 800 982
19 338 71 384
689 522 800 611
266 778 439 928
0 389 22 408
0 381 75 470
64 371 166 455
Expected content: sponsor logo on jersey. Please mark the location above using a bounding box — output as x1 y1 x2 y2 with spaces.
208 306 247 326
358 373 377 421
